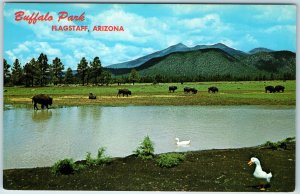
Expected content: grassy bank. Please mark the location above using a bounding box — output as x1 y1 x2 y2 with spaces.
3 80 296 106
3 141 295 191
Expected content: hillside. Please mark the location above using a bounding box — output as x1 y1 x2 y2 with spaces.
107 43 248 69
107 48 295 81
106 43 190 69
137 48 256 79
248 47 274 54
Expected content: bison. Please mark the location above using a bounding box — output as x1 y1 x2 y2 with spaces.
169 86 178 92
184 87 198 94
32 94 53 110
265 86 275 93
184 87 191 93
275 85 285 93
117 89 132 97
208 86 219 93
88 93 96 99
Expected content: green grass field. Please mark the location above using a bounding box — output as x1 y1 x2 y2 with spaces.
3 80 296 107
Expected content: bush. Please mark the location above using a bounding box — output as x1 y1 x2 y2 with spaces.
157 153 185 168
134 135 155 160
51 158 77 175
85 147 111 166
263 137 295 150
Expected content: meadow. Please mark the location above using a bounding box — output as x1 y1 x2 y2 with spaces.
4 80 296 107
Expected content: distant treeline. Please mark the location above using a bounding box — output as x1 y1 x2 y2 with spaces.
3 52 295 87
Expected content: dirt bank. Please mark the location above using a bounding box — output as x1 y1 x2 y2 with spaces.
3 142 295 191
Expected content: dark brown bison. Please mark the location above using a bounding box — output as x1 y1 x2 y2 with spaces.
208 86 219 93
32 94 53 110
184 87 197 94
88 93 96 99
169 86 178 92
184 87 191 93
117 89 132 97
275 85 285 93
265 86 275 93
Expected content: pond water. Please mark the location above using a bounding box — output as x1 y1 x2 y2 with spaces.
3 105 295 169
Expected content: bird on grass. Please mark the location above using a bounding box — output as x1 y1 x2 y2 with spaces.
175 138 191 146
248 157 272 191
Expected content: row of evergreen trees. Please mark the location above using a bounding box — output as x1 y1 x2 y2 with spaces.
4 53 295 87
3 53 114 87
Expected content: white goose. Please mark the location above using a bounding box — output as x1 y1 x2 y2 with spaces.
248 157 272 191
175 138 191 146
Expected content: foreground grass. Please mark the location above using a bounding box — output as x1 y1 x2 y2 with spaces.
3 141 295 191
3 80 296 106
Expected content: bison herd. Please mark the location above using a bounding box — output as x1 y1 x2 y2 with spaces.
265 85 285 93
31 84 286 110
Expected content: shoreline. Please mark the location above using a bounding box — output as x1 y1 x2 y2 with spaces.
3 141 295 191
2 141 295 170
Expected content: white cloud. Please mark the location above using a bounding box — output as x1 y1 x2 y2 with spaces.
5 41 62 65
179 14 230 33
264 25 296 34
245 34 258 44
254 5 296 22
87 9 167 44
166 4 230 15
59 37 157 68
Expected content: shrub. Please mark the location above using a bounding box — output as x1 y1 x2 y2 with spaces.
85 147 111 166
51 158 76 175
134 135 155 160
263 137 295 150
157 153 185 168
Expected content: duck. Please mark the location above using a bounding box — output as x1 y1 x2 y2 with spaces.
175 138 191 146
248 157 272 191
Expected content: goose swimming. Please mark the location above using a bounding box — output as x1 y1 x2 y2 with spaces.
175 138 191 146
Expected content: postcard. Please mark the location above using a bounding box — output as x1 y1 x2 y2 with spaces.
2 1 296 192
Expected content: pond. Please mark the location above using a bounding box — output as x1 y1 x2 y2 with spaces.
3 105 295 169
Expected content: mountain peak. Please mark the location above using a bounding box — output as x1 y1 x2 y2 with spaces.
171 43 188 48
213 43 227 46
249 47 274 54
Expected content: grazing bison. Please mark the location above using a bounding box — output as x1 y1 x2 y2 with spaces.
169 86 178 92
190 88 198 94
184 87 198 94
275 85 285 93
184 87 191 93
117 89 132 97
208 86 219 93
265 86 275 93
88 93 96 99
32 94 53 110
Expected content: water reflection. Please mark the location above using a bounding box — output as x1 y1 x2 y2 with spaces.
32 110 52 122
3 105 295 169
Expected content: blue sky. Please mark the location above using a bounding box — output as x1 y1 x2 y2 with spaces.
4 3 296 69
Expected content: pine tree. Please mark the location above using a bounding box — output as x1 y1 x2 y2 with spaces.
101 70 112 86
77 57 89 86
64 67 74 84
129 69 139 85
3 59 11 86
37 53 50 86
23 58 36 87
11 59 23 85
51 57 64 85
89 56 102 85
